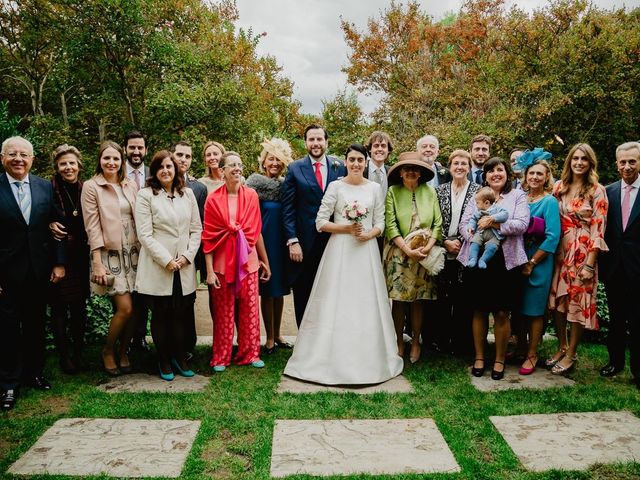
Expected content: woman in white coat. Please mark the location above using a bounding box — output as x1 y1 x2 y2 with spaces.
135 150 202 381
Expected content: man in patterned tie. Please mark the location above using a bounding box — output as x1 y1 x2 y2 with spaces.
469 134 492 185
0 136 66 410
599 141 640 389
123 131 151 354
282 124 346 326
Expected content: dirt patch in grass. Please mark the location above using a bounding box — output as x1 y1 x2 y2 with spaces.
201 429 255 479
14 394 72 419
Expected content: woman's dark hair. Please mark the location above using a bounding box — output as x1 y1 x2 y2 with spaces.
146 150 185 196
344 143 368 159
483 157 513 194
95 141 125 182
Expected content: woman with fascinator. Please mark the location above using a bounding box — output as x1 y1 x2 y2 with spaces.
245 138 293 354
513 149 561 375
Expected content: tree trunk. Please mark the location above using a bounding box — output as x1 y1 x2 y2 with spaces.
61 91 69 128
98 119 107 142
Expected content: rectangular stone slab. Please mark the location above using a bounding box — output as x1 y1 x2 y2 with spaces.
470 366 574 392
491 411 640 471
9 418 200 478
97 373 209 393
277 375 413 394
270 418 460 477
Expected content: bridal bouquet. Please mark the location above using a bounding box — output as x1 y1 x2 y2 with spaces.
342 200 369 223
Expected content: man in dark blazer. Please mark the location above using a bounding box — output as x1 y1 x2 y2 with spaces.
173 141 207 357
468 134 492 185
282 124 346 327
0 136 66 410
124 131 152 353
599 141 640 389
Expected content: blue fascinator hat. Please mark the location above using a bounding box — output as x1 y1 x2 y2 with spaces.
516 148 552 173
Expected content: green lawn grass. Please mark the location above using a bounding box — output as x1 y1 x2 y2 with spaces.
1 341 639 479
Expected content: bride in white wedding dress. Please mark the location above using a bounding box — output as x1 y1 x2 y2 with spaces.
284 144 403 385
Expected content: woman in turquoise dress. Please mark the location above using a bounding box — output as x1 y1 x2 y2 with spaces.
245 138 293 354
516 149 560 375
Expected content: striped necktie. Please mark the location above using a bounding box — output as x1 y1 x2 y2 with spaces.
14 181 31 224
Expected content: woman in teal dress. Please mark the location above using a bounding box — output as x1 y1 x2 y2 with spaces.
245 138 293 354
516 149 560 375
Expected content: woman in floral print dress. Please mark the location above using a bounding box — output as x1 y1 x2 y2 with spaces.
548 143 608 374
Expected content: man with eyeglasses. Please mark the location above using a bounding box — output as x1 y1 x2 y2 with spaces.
0 136 66 410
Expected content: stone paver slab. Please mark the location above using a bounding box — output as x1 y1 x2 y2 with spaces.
470 366 575 392
270 418 459 477
491 411 640 472
97 373 209 393
9 418 200 477
277 375 413 394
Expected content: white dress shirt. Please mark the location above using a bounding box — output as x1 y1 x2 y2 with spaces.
621 175 640 209
126 162 146 189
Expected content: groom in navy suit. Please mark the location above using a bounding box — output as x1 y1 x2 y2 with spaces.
0 136 66 410
599 141 640 389
282 124 346 326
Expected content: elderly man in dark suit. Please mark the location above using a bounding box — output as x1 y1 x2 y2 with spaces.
173 141 208 357
417 134 451 187
599 141 640 389
282 124 346 327
0 136 65 410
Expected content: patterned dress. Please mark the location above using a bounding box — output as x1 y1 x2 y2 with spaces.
548 182 608 329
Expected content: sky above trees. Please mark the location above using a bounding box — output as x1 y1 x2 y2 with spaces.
235 0 634 116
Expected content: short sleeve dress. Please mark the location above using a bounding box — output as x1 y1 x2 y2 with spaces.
548 182 608 329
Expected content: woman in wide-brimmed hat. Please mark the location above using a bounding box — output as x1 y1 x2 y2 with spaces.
384 151 443 364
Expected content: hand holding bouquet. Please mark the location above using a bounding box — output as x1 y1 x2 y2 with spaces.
342 200 370 223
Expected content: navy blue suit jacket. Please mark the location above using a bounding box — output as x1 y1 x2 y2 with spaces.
0 173 65 287
281 155 346 281
599 180 640 283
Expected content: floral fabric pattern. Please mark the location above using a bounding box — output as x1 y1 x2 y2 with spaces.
548 181 608 329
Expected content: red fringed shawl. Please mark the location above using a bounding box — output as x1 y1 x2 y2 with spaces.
202 185 262 291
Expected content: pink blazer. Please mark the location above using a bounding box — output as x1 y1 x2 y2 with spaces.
81 174 138 251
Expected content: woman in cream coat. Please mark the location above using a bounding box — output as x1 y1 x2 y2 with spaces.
135 150 202 381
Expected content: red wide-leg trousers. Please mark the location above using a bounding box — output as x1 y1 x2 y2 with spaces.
209 271 261 367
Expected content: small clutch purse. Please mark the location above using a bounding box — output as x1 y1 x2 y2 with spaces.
527 216 545 237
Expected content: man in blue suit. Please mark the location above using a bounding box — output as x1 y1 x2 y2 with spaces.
0 136 66 410
282 124 346 327
599 141 640 389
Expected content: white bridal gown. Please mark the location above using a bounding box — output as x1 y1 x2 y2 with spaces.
284 180 403 385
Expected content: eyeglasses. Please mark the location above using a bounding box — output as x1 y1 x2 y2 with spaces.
3 151 32 160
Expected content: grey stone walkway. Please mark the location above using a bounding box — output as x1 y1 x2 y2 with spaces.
470 366 575 392
491 411 640 471
97 373 210 393
277 374 413 394
270 418 460 477
9 418 200 477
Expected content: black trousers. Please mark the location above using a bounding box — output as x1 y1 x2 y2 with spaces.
292 243 326 328
0 269 47 390
604 274 639 378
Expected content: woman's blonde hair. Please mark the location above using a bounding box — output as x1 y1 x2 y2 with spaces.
559 143 598 197
203 141 226 176
523 159 554 194
52 144 83 170
258 137 293 172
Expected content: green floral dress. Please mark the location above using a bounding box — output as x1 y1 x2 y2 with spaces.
384 193 438 301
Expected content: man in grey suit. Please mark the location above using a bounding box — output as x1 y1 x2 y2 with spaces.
364 131 392 197
0 136 65 410
173 141 208 357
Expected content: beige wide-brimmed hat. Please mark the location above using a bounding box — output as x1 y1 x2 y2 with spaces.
387 151 435 185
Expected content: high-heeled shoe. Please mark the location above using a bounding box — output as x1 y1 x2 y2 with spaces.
171 358 195 377
251 360 265 368
551 355 577 376
409 343 421 364
491 361 505 380
213 365 226 372
102 350 120 377
158 364 174 381
545 348 567 368
471 359 485 377
519 355 538 375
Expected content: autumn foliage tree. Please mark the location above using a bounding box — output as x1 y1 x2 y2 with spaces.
342 0 640 181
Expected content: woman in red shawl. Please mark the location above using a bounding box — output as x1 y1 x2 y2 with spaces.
203 151 271 371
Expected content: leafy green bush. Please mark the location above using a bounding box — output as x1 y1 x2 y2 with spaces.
46 295 114 350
